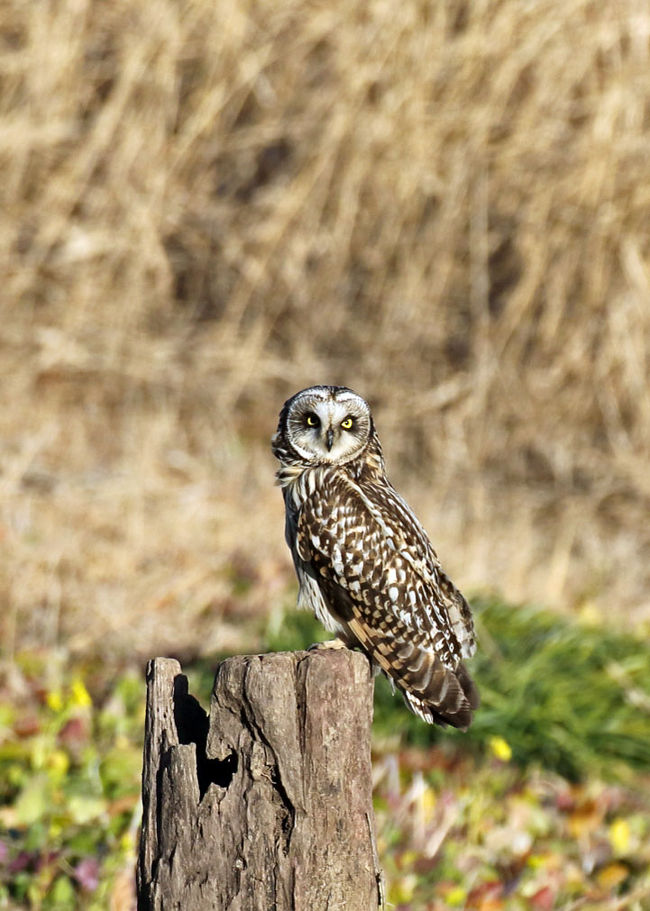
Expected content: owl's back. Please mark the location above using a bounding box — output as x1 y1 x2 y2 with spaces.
285 463 478 728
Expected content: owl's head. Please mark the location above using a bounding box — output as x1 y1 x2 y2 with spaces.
272 385 376 466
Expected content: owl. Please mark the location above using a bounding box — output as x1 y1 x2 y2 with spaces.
272 385 478 729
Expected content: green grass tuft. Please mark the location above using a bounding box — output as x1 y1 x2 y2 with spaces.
266 598 650 781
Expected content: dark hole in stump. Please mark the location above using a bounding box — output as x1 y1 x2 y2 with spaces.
173 673 238 797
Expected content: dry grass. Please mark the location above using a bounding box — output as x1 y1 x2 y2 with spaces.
1 0 650 661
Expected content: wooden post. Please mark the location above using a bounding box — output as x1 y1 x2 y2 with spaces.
137 650 383 911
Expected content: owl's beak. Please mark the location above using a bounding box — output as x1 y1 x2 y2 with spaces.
325 427 334 451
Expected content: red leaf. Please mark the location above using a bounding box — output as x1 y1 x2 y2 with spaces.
529 886 555 911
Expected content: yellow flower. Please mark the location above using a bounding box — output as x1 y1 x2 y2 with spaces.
120 831 135 852
609 818 631 856
47 750 70 778
446 886 467 906
46 690 64 713
70 678 92 708
489 735 512 762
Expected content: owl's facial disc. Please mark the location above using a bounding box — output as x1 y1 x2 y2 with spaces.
286 386 371 464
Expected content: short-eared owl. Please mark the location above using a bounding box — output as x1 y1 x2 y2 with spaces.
272 385 478 729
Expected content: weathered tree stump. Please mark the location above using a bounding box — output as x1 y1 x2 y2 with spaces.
137 650 383 910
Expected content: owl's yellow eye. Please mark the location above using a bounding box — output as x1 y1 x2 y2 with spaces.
306 413 320 427
341 417 354 430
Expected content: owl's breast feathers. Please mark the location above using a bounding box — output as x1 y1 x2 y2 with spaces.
287 465 478 729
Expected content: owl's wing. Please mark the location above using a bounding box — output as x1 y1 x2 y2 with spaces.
296 474 478 728
363 480 476 658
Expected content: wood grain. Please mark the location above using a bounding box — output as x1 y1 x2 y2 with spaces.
137 650 382 910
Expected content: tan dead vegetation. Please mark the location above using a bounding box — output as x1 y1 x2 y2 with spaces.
1 0 649 662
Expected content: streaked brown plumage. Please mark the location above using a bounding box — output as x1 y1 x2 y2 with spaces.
272 385 478 729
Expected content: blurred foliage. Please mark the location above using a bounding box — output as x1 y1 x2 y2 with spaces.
1 597 649 908
2 0 650 667
373 750 650 910
0 659 142 909
267 598 650 782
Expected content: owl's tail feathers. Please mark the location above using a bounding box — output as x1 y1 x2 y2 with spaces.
346 617 479 729
402 660 479 730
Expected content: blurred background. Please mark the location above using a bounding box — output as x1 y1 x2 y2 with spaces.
1 0 650 908
2 0 650 661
